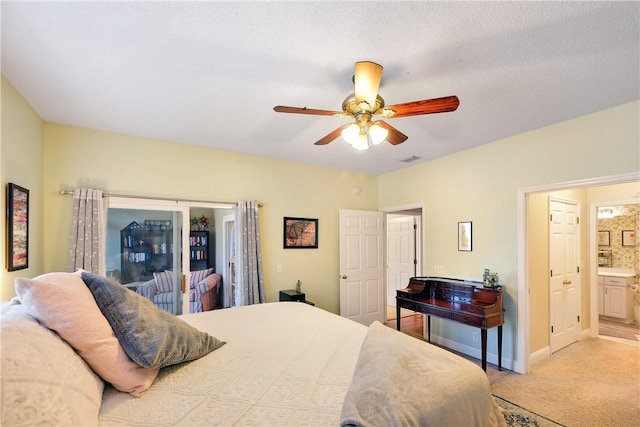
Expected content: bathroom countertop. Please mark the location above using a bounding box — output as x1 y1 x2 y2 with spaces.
598 268 637 278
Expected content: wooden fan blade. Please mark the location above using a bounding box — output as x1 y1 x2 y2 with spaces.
314 125 349 146
377 121 408 145
274 106 342 116
354 61 383 108
385 95 460 118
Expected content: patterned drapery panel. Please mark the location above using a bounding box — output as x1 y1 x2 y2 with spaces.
235 201 265 306
67 188 105 275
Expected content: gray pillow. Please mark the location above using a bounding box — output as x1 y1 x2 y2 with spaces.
81 272 225 369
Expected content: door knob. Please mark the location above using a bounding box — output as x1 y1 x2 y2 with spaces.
563 279 572 285
340 275 347 279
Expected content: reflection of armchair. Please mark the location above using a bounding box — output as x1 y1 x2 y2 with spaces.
190 273 222 313
136 271 180 314
136 269 221 314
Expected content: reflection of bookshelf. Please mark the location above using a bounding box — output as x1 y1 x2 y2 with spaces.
598 249 612 267
190 231 211 271
121 221 173 283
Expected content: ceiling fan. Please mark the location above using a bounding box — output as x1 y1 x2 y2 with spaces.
273 61 460 150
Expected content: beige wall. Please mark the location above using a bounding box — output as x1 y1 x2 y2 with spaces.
41 123 378 313
1 75 45 299
3 73 639 367
378 101 639 362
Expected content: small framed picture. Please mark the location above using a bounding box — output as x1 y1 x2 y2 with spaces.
598 230 610 246
458 221 472 252
7 183 29 271
622 230 635 247
283 217 318 249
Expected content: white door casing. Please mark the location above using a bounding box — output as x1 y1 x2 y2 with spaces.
386 214 416 307
549 198 581 353
222 213 236 307
339 209 384 326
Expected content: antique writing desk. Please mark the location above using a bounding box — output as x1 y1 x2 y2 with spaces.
396 276 504 371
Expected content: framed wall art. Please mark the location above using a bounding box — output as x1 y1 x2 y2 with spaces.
283 217 318 249
458 221 472 252
7 183 29 271
597 230 610 246
622 230 635 247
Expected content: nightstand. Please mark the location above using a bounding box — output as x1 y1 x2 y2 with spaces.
279 289 314 306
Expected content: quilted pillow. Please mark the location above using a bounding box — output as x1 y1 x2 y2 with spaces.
190 268 214 287
1 304 103 426
340 321 493 426
14 271 159 397
153 270 174 293
81 271 226 368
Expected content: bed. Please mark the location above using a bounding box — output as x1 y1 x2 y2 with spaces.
1 271 505 426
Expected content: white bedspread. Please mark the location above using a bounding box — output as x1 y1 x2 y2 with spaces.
99 302 368 426
99 302 504 426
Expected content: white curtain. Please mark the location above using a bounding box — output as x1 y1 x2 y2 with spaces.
235 200 265 306
67 188 105 275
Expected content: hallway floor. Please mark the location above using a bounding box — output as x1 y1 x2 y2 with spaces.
599 316 639 346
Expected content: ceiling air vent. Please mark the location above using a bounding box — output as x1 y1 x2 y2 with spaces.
400 155 422 163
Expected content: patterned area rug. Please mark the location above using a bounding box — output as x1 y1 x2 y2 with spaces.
494 395 565 427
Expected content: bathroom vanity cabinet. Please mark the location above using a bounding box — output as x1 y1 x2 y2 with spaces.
598 274 635 320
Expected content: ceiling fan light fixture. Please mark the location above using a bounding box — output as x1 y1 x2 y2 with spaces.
368 122 388 146
342 124 370 150
352 133 370 151
341 123 360 145
341 121 388 150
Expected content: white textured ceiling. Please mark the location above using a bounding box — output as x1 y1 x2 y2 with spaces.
2 1 639 175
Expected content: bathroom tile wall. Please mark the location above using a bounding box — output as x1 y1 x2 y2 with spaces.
597 204 639 271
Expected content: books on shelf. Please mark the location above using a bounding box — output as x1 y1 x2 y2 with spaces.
123 250 146 263
190 235 208 246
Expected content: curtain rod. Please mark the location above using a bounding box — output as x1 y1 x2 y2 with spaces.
58 189 262 208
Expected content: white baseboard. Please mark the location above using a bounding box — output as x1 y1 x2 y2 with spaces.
432 328 597 372
529 330 592 367
429 334 515 371
529 346 550 366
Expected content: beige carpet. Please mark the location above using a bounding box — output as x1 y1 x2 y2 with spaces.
488 338 640 427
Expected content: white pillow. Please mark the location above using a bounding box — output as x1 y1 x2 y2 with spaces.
1 305 103 426
15 271 159 396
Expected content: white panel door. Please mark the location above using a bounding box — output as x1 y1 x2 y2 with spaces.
386 214 416 307
549 198 581 353
339 209 384 325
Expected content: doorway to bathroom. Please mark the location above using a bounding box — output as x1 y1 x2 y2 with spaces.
593 202 640 345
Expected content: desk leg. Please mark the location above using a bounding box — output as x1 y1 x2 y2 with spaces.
481 328 487 372
396 305 401 331
498 325 503 371
427 315 431 343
